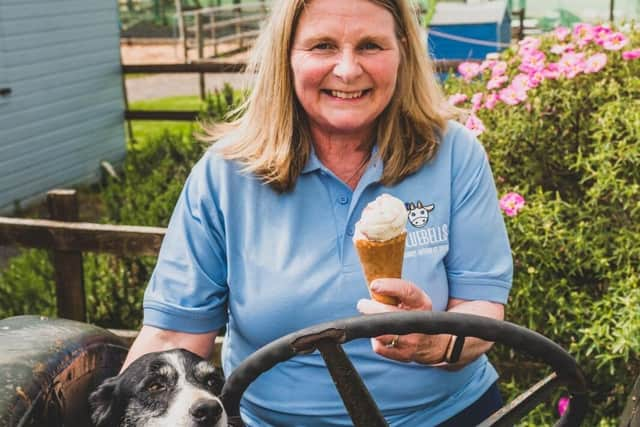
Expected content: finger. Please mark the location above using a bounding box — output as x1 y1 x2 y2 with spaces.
370 279 432 310
373 334 399 345
370 338 412 362
357 298 403 315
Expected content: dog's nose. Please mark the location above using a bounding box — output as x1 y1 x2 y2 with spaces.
190 398 223 423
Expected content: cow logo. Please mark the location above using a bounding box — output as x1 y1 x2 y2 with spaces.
405 201 435 228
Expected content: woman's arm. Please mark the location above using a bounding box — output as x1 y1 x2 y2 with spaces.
357 279 503 367
439 298 503 370
120 325 218 372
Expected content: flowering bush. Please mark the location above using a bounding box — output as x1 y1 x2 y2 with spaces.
444 23 640 425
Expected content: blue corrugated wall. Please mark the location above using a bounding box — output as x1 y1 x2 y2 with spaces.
427 18 511 60
0 0 125 214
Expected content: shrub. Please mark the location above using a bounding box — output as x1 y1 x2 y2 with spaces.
445 24 640 424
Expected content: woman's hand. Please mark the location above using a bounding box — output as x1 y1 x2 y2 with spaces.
356 278 450 365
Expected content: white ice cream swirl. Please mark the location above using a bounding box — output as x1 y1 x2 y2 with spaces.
354 194 407 241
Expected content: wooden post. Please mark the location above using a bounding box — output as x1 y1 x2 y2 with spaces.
234 6 243 50
211 11 218 57
175 0 189 62
196 13 205 100
517 8 525 41
47 190 86 322
609 0 615 23
119 50 135 142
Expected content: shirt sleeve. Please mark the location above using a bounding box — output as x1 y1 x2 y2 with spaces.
444 125 513 303
143 152 229 333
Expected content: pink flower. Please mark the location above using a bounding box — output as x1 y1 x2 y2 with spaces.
543 62 563 80
519 50 547 74
558 396 570 417
584 53 607 73
491 61 508 77
512 74 531 91
487 75 508 90
480 59 497 72
527 70 545 88
518 36 541 54
458 62 482 81
465 114 485 136
471 92 484 112
484 92 499 110
573 23 595 47
593 25 613 45
550 43 574 55
448 93 468 106
622 48 640 60
499 192 525 216
499 85 527 105
603 32 629 50
558 52 586 79
554 26 570 41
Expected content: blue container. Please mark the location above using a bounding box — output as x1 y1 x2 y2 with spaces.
427 1 512 61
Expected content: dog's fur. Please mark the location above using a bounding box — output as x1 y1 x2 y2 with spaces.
89 349 227 427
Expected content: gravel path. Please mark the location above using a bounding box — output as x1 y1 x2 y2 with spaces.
126 72 250 102
122 42 251 101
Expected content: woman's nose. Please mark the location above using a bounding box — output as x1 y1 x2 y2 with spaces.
333 49 362 82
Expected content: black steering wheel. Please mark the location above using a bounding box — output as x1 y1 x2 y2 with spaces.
220 312 587 427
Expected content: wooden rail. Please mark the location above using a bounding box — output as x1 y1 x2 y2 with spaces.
0 190 165 322
0 218 164 255
175 0 268 61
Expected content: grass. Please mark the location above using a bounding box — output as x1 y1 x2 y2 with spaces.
127 96 205 145
129 96 204 111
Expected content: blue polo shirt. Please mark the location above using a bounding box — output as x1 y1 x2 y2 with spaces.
143 120 513 426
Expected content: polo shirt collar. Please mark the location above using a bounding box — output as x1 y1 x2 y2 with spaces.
301 144 324 174
301 143 383 184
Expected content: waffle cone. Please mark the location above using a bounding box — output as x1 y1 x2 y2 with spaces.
354 232 406 305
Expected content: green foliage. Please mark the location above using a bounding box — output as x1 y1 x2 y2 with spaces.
445 25 640 424
0 250 55 317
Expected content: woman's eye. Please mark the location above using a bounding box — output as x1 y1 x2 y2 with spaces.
361 42 381 50
312 42 333 50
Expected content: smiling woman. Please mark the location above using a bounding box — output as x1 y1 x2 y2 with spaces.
119 1 515 426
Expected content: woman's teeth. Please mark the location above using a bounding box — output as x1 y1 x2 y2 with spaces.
330 90 365 99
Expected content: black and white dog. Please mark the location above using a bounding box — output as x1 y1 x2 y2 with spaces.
89 348 227 427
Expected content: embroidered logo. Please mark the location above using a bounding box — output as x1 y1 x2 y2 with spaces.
405 201 435 228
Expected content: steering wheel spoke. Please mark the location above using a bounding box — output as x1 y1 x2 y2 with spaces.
316 339 388 427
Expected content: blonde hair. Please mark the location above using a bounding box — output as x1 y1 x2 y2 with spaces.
201 0 457 193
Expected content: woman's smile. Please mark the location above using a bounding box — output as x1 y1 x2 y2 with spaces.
322 89 372 101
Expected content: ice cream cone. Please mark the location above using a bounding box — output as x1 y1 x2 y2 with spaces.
354 232 406 305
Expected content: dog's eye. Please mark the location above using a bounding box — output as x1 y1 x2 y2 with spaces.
146 382 166 393
204 375 221 390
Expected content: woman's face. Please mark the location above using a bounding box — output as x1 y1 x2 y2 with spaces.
290 0 401 139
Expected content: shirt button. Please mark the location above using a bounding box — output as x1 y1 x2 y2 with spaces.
346 227 354 236
338 195 349 205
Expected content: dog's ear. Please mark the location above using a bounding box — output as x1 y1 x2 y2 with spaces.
88 376 124 427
